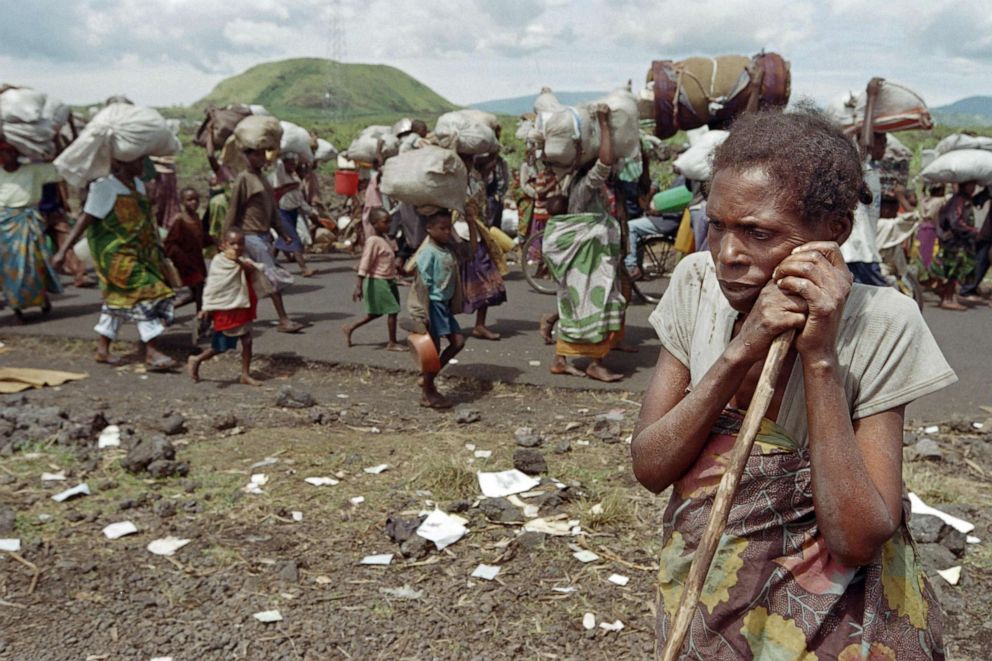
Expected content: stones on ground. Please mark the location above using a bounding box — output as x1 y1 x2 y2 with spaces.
213 412 238 431
158 413 186 436
275 385 316 409
903 431 917 447
0 506 15 535
446 500 472 513
909 514 944 544
454 408 482 424
554 440 571 454
514 427 542 448
276 560 300 583
153 500 176 518
592 418 622 442
908 437 943 462
917 543 957 573
942 528 967 558
147 459 189 479
385 515 426 545
400 535 432 560
513 448 548 475
517 531 546 550
479 497 523 524
121 436 175 474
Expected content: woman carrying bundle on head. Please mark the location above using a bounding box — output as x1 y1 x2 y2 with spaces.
631 107 954 659
0 140 64 322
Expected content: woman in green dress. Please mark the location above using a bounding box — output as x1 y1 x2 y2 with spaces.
54 158 177 369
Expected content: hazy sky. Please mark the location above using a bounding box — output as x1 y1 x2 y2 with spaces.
2 0 990 109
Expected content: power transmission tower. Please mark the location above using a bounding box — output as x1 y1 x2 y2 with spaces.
325 0 347 115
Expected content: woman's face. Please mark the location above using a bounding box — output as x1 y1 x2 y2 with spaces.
706 167 848 313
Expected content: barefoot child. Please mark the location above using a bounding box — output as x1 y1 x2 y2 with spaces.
164 187 209 318
413 211 465 408
188 229 261 386
342 208 405 351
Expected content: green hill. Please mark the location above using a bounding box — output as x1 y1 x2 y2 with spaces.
195 58 457 118
932 96 992 127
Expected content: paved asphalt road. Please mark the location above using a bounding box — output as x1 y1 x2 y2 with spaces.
2 252 989 423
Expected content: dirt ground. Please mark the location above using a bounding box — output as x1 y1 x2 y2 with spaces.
1 335 990 660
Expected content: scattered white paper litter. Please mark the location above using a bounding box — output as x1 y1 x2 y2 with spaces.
0 539 21 552
52 483 90 502
448 358 459 365
244 473 268 494
291 511 303 522
41 470 66 482
909 492 975 533
360 553 394 566
937 566 961 585
974 422 985 430
573 550 600 563
364 464 389 475
97 425 121 448
967 535 981 544
528 360 541 367
304 477 339 487
350 496 365 505
102 521 138 539
583 613 596 630
575 440 590 446
474 450 492 459
464 443 476 451
150 657 173 661
147 537 191 556
524 518 581 536
599 620 625 632
471 564 501 581
253 610 283 623
416 510 468 550
608 574 630 586
336 394 349 399
590 503 604 515
552 586 577 594
923 425 939 434
477 469 541 498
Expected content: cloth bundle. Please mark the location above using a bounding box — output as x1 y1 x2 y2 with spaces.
829 80 932 134
193 105 253 155
934 133 992 156
673 128 728 181
0 87 65 161
642 52 791 138
379 145 468 212
314 138 337 163
346 125 399 164
434 110 499 156
54 104 181 188
920 149 992 187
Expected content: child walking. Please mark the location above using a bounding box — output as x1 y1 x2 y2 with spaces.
412 211 465 408
342 208 405 351
187 229 261 386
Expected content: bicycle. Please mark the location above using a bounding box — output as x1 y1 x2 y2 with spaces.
521 229 677 304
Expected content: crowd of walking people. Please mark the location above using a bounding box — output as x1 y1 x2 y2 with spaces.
0 95 990 408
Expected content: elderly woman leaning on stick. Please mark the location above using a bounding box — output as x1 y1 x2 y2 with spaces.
631 108 954 660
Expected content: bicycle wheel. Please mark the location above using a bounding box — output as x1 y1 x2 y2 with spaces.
632 236 676 304
521 230 557 295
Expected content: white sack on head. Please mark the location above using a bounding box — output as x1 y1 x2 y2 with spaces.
534 88 564 114
0 88 47 123
1 120 57 161
380 145 468 212
346 125 399 163
248 105 272 116
831 81 931 133
314 138 337 163
234 115 282 152
460 109 500 131
934 133 992 156
279 120 314 163
920 149 992 187
516 119 534 141
41 96 71 129
434 111 499 156
598 88 641 162
53 104 181 188
673 130 728 181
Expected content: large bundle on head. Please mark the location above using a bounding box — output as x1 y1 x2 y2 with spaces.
380 145 468 213
218 115 283 173
0 86 60 160
934 133 992 156
279 120 314 163
532 88 641 171
640 52 790 139
346 125 399 164
53 104 181 188
877 133 912 198
460 109 500 132
921 149 992 187
828 79 931 134
193 104 253 156
434 110 500 156
314 138 337 164
673 128 729 181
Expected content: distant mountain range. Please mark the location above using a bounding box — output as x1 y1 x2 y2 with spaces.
471 91 606 116
932 96 992 127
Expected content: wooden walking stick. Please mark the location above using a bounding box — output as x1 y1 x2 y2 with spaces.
659 330 795 661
